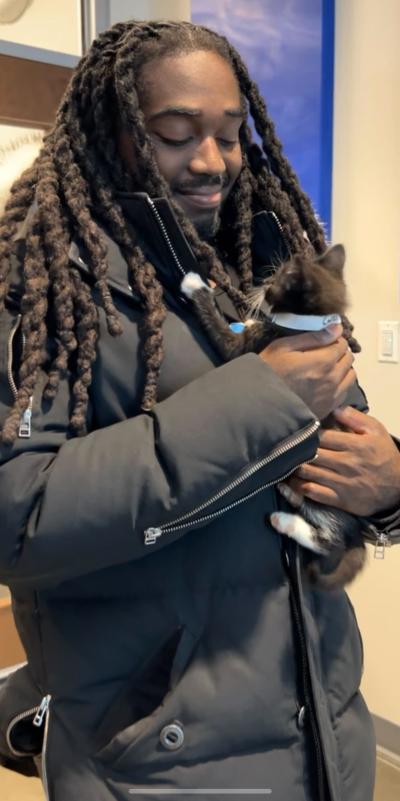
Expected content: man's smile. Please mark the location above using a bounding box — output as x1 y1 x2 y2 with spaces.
174 188 223 209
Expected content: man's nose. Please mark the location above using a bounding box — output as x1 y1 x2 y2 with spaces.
189 137 226 175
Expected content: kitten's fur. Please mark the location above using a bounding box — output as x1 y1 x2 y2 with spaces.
181 245 367 590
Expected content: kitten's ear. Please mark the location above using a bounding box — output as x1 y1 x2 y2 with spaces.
316 244 346 276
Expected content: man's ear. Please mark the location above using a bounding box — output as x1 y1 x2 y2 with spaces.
316 243 346 276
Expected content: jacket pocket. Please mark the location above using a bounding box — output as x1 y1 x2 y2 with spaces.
94 624 200 764
0 662 53 785
5 693 50 759
6 705 44 758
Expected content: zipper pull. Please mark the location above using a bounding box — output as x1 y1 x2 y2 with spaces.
18 396 33 438
374 532 391 559
33 695 51 727
144 527 162 545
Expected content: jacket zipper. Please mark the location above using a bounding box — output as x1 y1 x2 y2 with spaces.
35 695 51 801
269 210 291 254
147 197 290 296
144 420 319 545
6 704 42 758
6 692 50 751
18 396 33 438
7 312 33 438
7 313 21 402
285 545 326 801
374 531 391 559
146 197 187 278
6 695 53 801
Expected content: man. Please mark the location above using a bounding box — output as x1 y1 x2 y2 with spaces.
0 19 398 801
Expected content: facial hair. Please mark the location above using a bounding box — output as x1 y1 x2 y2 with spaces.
192 210 221 242
171 174 228 242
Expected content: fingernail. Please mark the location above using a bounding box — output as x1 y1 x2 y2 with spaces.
334 405 349 415
326 323 342 334
320 328 335 341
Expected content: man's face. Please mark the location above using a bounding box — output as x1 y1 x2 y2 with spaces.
117 50 244 239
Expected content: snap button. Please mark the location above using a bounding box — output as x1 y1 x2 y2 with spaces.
297 705 307 729
159 721 184 750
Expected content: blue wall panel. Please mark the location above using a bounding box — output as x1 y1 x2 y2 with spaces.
192 0 334 236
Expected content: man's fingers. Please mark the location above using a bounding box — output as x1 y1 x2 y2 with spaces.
280 326 343 352
333 350 355 384
296 458 358 482
289 477 342 508
329 351 356 400
333 367 357 408
311 446 354 471
333 405 372 433
318 427 357 450
296 463 337 483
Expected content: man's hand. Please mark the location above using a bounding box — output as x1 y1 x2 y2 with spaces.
289 406 400 516
258 324 356 420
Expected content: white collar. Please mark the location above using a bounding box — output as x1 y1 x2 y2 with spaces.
269 312 342 331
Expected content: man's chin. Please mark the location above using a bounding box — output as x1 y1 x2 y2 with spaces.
191 212 221 242
171 193 221 241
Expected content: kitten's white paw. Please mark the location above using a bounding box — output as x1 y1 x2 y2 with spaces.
181 272 210 298
270 512 328 555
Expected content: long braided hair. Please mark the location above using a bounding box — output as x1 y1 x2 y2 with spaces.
0 19 338 444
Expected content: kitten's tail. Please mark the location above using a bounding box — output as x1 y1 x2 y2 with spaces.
307 545 367 590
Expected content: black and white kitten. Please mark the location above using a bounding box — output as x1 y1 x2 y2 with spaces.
181 245 367 590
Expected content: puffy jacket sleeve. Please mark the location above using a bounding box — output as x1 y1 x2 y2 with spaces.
0 301 319 589
362 435 400 546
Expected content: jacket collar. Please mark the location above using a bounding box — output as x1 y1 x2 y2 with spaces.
69 192 290 322
15 192 289 322
68 192 238 320
112 191 290 287
115 192 246 321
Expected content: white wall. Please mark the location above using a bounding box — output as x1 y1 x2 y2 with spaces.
107 0 190 26
332 0 400 724
0 124 43 214
0 122 42 146
0 0 82 54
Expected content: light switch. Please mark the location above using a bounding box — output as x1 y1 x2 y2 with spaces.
378 321 399 362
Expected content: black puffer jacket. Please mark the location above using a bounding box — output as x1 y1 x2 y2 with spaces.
0 193 383 801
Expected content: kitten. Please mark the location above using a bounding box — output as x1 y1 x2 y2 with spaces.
181 245 367 590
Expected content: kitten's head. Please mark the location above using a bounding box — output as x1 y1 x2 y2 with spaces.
263 244 347 316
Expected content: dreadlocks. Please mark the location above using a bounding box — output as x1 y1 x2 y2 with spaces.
0 19 330 444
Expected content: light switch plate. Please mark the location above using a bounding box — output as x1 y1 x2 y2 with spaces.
378 321 399 362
